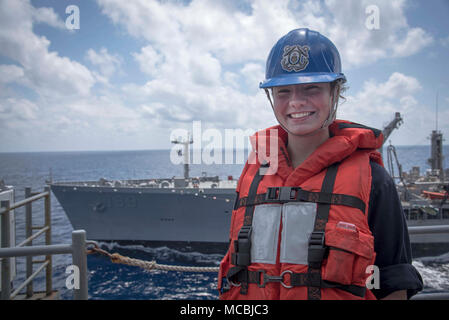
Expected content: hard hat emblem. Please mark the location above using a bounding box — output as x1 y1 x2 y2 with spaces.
281 45 310 72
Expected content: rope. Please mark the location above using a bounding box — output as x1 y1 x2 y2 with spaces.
86 243 219 273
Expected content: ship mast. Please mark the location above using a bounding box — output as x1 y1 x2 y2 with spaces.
428 92 445 181
171 133 193 179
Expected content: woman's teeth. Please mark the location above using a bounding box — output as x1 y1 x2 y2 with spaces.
290 112 313 118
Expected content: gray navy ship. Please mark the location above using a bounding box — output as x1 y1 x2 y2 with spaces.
50 113 449 256
50 136 238 253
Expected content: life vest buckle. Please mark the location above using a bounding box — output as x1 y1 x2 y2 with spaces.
257 270 293 289
308 231 327 269
226 276 242 288
233 226 252 266
265 187 300 202
309 231 325 246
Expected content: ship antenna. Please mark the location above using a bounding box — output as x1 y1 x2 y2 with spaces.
171 133 193 179
45 167 53 185
436 90 439 131
428 91 444 181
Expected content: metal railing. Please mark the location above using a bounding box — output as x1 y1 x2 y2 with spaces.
408 225 449 234
0 187 88 300
0 230 88 300
1 187 52 299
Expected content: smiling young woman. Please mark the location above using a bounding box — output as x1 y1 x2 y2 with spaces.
218 28 423 301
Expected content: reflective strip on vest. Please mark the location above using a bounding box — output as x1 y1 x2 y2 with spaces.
281 202 317 264
250 202 317 265
250 204 281 264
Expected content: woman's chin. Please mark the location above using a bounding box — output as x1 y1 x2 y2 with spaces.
281 122 322 136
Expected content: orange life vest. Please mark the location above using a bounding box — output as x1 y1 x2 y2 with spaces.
218 120 384 300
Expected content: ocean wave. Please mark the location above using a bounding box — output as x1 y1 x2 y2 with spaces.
412 260 449 291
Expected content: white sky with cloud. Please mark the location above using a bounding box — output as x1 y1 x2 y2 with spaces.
0 0 448 152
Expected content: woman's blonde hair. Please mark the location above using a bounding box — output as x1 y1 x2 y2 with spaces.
331 80 348 105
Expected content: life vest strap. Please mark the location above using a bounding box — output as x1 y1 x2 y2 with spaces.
227 269 366 298
235 187 365 214
307 162 340 300
231 166 265 294
291 272 367 297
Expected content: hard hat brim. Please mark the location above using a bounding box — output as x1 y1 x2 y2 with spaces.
259 73 346 89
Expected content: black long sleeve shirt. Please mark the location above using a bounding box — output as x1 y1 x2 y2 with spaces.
368 161 424 299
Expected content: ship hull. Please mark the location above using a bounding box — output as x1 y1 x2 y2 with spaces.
51 185 235 246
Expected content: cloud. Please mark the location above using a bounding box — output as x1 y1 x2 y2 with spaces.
323 0 434 67
392 28 434 57
97 0 434 132
98 0 433 68
0 65 25 84
0 0 96 98
133 45 164 77
0 0 440 151
340 72 421 121
0 1 145 150
86 47 122 78
240 63 265 92
32 6 66 29
98 0 294 65
0 97 39 127
335 72 443 145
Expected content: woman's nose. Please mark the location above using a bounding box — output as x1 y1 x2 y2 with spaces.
288 91 307 108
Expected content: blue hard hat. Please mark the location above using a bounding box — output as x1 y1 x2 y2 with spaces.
260 28 346 88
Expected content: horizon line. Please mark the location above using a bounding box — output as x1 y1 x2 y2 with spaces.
1 144 447 154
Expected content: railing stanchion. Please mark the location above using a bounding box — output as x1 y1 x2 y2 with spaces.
72 230 88 300
1 200 11 300
44 186 52 296
25 187 33 298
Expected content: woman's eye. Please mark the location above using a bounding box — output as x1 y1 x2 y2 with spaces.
304 86 322 94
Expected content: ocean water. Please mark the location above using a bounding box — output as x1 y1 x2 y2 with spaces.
0 146 448 300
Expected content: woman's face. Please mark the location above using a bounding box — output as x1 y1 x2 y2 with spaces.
272 82 332 136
